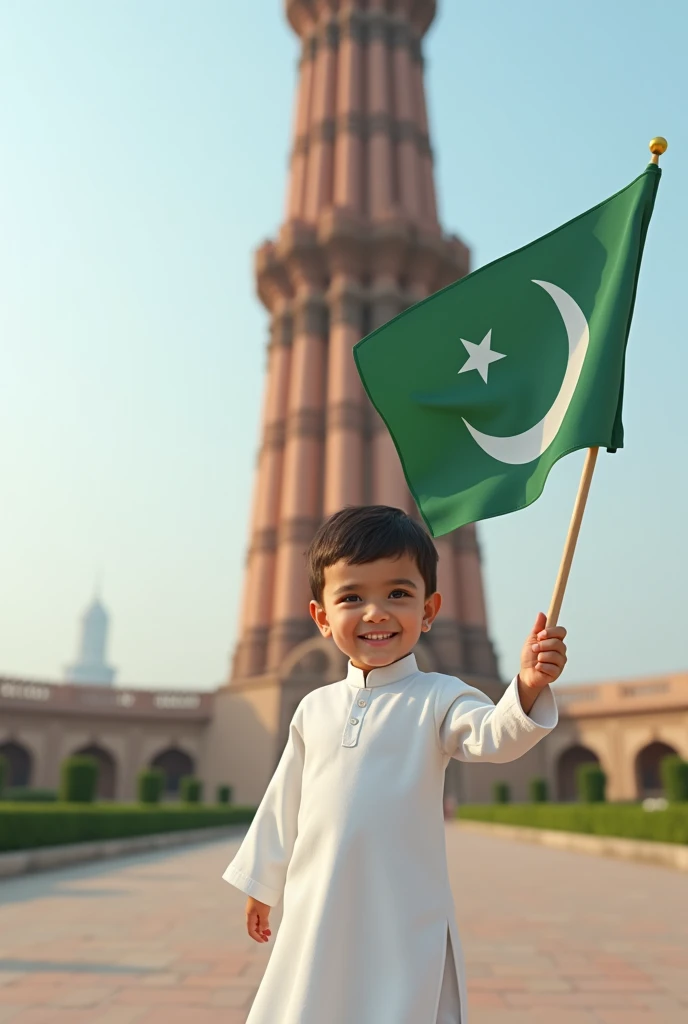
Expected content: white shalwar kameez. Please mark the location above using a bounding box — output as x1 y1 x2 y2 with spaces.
223 653 557 1024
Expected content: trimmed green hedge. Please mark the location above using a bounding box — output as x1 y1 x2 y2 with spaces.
180 777 203 803
0 804 256 853
138 769 165 805
661 757 688 802
457 803 688 845
60 756 99 803
529 778 548 803
1 788 58 802
577 763 606 803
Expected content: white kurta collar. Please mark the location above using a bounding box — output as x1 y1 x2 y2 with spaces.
346 652 418 689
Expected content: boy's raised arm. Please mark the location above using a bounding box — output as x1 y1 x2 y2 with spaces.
436 615 565 763
437 678 558 764
222 705 306 907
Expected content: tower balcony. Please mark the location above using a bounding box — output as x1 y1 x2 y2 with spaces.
255 205 469 311
286 0 437 40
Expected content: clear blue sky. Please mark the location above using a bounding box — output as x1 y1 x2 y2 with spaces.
0 1 685 690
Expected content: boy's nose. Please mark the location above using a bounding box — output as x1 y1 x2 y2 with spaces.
362 605 389 622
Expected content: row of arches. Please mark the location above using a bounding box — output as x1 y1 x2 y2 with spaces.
2 738 682 802
0 742 195 800
557 741 678 801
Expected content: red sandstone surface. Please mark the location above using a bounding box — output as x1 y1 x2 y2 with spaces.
0 824 685 1022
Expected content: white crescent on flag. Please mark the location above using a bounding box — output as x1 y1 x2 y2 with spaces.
462 280 590 465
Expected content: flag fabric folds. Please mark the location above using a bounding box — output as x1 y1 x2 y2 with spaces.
354 165 661 537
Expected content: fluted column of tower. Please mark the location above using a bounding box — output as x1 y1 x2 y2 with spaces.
229 0 499 693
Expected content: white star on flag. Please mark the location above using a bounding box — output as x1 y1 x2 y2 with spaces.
458 330 506 383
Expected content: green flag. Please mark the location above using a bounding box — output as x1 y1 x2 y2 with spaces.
354 164 661 537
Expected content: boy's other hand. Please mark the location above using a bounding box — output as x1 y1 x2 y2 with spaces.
246 896 272 943
518 612 567 713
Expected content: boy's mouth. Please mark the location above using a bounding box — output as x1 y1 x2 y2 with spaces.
358 631 398 645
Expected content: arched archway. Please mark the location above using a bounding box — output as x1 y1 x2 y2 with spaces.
0 741 33 788
150 748 195 796
556 745 600 802
281 636 347 686
635 741 678 799
72 744 117 800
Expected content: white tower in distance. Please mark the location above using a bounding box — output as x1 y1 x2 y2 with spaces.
64 588 117 686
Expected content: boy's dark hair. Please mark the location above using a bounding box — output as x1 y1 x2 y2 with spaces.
307 505 438 604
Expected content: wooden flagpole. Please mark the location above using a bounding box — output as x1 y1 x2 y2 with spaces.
546 136 667 627
546 447 598 627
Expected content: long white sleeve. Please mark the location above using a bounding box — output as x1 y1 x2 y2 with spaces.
222 703 305 906
436 676 558 763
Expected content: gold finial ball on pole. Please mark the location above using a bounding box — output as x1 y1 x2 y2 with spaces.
649 137 668 164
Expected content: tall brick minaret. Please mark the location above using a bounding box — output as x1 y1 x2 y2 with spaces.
205 0 501 804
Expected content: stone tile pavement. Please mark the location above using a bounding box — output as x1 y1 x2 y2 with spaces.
0 822 685 1022
450 826 688 1024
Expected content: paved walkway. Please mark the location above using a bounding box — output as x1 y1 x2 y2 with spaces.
0 823 686 1022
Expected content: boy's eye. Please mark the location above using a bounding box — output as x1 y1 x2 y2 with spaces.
389 589 411 599
339 594 361 603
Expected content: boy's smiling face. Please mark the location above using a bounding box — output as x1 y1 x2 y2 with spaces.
309 554 441 672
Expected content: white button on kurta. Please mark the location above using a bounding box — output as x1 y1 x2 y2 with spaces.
222 653 558 1024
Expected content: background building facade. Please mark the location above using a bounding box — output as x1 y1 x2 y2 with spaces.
2 671 686 805
0 675 212 801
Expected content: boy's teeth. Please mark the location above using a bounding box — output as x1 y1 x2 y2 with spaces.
362 632 394 640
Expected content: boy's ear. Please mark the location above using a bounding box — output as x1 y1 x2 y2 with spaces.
422 591 442 631
309 599 331 637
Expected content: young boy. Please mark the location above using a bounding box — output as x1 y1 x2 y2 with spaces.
222 505 567 1024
